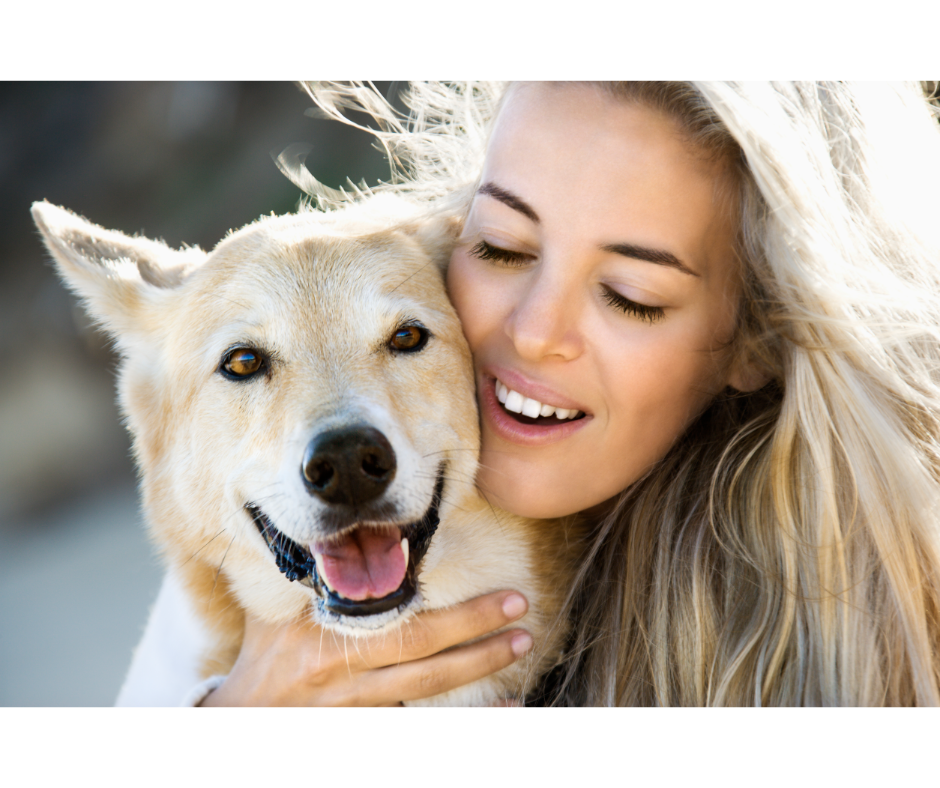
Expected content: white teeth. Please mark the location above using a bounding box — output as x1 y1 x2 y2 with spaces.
495 378 583 420
314 553 330 591
521 397 541 418
504 389 524 414
401 537 409 566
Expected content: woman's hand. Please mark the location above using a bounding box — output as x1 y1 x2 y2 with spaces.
200 591 532 706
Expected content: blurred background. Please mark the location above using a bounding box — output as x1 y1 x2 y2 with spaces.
0 82 394 705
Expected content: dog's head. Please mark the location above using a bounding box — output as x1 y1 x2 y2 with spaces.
33 196 478 632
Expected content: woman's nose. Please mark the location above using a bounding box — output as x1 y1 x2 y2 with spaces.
505 266 583 362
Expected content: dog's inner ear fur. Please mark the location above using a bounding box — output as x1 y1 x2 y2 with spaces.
58 227 196 289
136 252 193 289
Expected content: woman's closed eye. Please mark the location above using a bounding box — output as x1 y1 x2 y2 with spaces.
469 239 534 267
601 285 666 324
470 238 666 323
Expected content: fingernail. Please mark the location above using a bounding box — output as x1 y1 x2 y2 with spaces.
502 593 527 620
510 631 533 657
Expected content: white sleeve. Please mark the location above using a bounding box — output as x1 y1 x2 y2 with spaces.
115 568 222 706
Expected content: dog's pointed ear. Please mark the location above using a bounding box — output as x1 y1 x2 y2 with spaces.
31 201 206 342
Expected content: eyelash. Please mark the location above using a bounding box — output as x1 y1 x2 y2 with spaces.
601 287 666 324
469 240 532 266
469 239 666 324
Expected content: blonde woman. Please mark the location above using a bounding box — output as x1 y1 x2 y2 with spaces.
120 81 940 706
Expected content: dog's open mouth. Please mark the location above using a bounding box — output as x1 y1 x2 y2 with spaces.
245 465 445 619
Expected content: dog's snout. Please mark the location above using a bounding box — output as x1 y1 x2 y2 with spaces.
302 425 397 506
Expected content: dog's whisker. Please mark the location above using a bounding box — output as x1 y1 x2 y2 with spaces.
414 472 477 493
388 259 433 294
438 496 474 515
248 485 294 508
352 633 368 669
186 498 271 569
182 528 229 567
342 633 354 680
441 472 480 488
482 497 514 540
397 623 405 669
207 531 238 613
420 447 480 458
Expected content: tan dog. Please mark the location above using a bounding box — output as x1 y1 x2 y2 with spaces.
32 196 581 705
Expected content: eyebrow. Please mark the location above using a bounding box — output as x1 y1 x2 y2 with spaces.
477 181 700 279
600 243 700 278
478 182 540 224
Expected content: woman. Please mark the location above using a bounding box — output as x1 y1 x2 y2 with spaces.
121 81 940 706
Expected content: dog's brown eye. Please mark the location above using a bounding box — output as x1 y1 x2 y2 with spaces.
221 348 265 380
389 325 429 353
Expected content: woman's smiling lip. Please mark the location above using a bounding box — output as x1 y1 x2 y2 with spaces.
480 367 592 447
487 366 589 413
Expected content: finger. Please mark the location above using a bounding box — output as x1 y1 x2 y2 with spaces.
357 627 534 705
352 591 530 670
240 591 529 681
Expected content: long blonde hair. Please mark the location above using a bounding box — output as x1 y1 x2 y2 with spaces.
297 81 940 705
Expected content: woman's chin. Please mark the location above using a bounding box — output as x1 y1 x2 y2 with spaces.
475 462 592 520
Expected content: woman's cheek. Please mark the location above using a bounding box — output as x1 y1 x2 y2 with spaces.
445 251 474 331
447 251 498 353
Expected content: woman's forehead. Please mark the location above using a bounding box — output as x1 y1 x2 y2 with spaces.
479 83 738 282
490 83 733 183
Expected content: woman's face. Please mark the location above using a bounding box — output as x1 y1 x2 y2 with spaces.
447 83 747 519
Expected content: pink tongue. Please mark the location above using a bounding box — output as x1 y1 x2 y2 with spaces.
312 527 406 601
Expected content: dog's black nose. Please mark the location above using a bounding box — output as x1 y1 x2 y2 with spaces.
302 426 397 506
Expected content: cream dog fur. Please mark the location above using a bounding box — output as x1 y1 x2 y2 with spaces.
32 196 581 705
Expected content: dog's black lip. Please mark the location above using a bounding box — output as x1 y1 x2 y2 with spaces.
245 463 445 618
